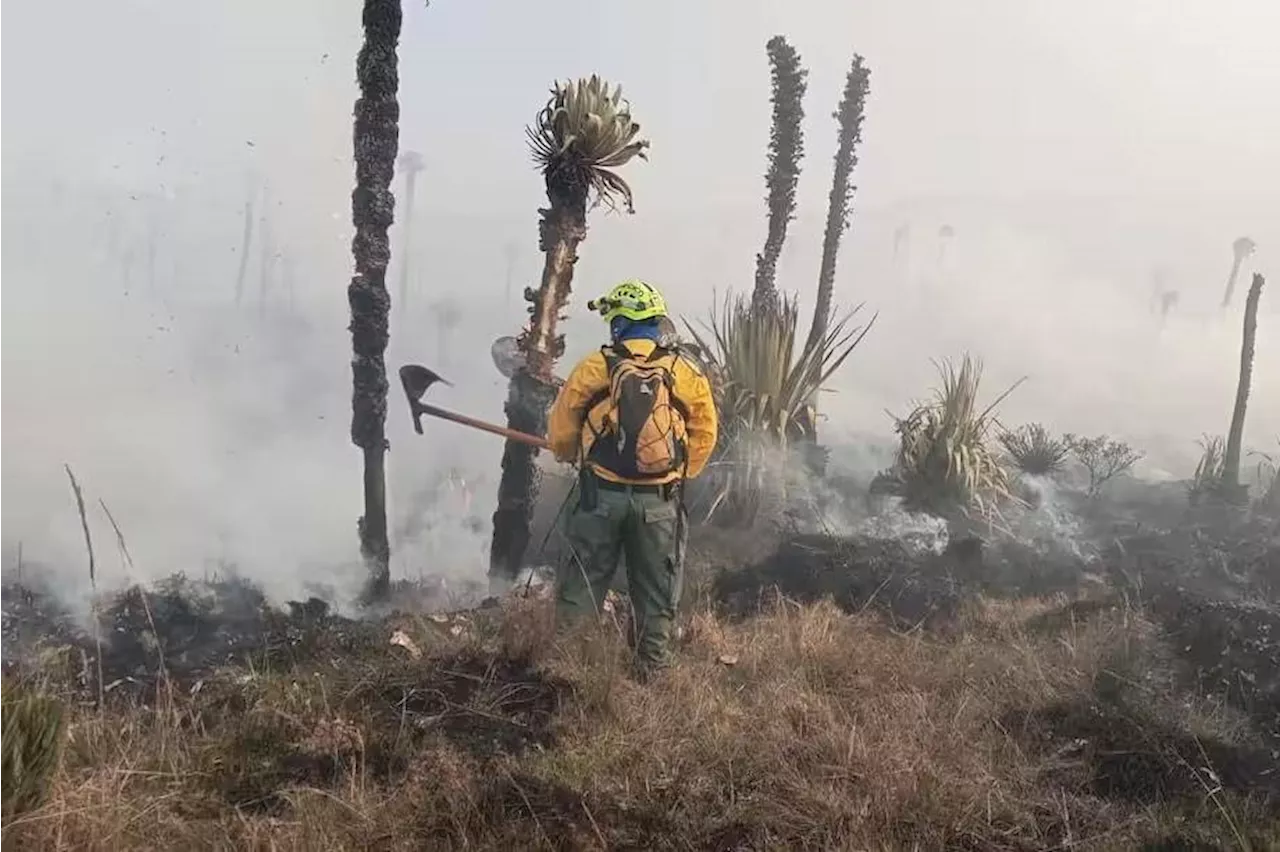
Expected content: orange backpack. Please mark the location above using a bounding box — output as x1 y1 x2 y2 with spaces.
584 343 690 479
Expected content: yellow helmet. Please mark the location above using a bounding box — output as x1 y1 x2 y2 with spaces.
587 279 668 323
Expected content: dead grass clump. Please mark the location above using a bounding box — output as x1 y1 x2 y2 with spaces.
5 593 1278 850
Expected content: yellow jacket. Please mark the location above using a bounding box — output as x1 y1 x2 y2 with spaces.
548 338 718 484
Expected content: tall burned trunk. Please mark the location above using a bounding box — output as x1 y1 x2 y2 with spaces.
1221 254 1245 310
1221 238 1256 309
1221 273 1265 503
803 53 869 357
234 197 254 307
752 36 807 317
489 175 587 591
258 187 274 318
283 250 297 316
893 223 910 263
348 0 401 600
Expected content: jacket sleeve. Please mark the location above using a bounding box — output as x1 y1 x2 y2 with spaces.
675 358 719 479
547 352 608 463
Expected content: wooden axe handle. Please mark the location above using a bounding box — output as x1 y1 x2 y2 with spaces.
417 402 550 450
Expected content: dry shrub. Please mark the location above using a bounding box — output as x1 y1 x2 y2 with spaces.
999 422 1072 477
1066 433 1144 499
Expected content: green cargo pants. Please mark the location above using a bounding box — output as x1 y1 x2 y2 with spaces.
556 482 686 671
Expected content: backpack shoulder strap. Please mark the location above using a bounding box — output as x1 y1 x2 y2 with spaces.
654 347 694 421
583 344 625 419
607 341 633 364
645 345 672 363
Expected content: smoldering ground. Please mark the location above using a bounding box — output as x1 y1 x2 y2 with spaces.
3 0 1279 611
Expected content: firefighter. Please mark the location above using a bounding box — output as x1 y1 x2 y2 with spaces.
546 279 718 678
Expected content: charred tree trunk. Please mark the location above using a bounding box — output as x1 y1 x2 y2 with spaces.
752 36 807 317
1221 254 1244 310
803 53 869 358
1221 273 1265 503
490 372 557 587
283 251 297 316
348 0 401 601
488 176 587 592
258 189 274 318
1221 237 1257 309
893 223 910 264
234 197 254 307
523 176 588 378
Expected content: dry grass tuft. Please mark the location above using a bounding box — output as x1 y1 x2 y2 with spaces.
4 592 1277 851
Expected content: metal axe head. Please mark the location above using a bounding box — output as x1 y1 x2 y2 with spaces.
399 364 452 434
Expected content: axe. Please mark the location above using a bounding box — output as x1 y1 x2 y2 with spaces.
398 364 549 450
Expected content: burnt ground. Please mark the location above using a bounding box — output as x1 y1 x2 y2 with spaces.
711 533 1091 630
711 517 1280 799
0 573 418 703
4 485 1280 848
196 646 571 816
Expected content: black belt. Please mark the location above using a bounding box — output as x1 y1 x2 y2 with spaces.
594 476 674 497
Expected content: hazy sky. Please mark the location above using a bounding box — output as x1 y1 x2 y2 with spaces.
3 0 1278 598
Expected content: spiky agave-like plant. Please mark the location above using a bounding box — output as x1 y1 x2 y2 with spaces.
489 76 648 591
684 292 874 524
887 355 1023 524
1189 434 1226 505
2 681 66 817
999 423 1071 477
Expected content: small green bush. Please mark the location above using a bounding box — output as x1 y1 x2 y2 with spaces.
2 679 67 817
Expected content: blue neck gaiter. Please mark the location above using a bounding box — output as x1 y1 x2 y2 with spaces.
610 317 662 344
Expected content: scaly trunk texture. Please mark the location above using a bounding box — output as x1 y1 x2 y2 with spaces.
752 36 807 317
234 197 254 307
1221 273 1265 502
803 53 870 358
1220 254 1244 310
489 173 587 589
348 0 401 600
490 372 557 585
523 175 588 379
